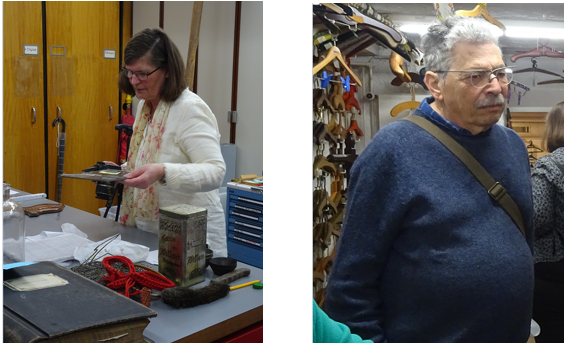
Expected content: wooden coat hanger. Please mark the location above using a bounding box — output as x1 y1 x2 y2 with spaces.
313 46 362 86
456 4 506 31
390 51 411 83
538 79 564 85
315 89 337 113
313 154 337 178
330 80 346 111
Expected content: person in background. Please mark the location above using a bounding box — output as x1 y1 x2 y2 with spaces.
324 16 534 343
116 28 227 257
313 300 374 343
531 101 564 343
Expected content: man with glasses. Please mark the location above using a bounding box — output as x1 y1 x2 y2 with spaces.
324 16 534 343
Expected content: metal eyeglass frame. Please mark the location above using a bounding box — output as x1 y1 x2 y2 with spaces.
433 66 515 88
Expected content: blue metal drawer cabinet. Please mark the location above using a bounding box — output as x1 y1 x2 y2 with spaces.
225 182 263 268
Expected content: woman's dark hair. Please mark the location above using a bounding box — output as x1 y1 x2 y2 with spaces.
543 101 564 152
118 28 187 102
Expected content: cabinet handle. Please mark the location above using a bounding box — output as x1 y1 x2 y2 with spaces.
109 106 113 120
32 107 36 124
57 107 61 120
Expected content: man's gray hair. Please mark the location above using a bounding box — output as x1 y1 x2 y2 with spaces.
421 16 503 76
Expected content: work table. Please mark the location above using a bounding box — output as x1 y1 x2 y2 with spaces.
5 193 263 343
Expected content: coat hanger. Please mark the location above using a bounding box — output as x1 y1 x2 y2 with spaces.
537 79 564 85
314 88 337 113
343 85 361 113
320 3 364 24
512 57 563 90
525 140 544 153
330 79 346 111
391 83 420 117
330 173 344 206
514 66 563 78
455 4 506 31
348 119 364 138
391 72 428 91
511 45 564 63
349 6 403 45
389 51 411 83
313 46 362 86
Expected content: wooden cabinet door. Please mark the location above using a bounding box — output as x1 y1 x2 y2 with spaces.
46 1 120 214
3 1 46 194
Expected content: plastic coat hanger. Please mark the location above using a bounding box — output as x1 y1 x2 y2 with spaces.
391 84 420 117
313 46 362 86
391 101 420 117
511 45 564 63
348 119 364 138
343 85 361 113
456 4 506 31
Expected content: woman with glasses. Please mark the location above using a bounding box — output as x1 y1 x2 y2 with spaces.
115 28 227 257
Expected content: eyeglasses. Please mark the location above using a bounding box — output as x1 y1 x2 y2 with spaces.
434 66 514 88
122 66 160 81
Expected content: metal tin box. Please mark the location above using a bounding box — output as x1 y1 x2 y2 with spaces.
158 204 207 287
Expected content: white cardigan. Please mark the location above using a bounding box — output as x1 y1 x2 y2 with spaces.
132 89 227 257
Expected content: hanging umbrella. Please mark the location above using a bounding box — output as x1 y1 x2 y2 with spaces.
52 117 66 203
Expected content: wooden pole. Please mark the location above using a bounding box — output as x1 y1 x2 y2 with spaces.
186 1 203 92
229 1 242 144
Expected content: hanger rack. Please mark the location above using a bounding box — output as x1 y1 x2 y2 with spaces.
456 3 506 31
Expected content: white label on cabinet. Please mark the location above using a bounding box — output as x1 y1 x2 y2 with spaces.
103 49 116 59
23 45 39 56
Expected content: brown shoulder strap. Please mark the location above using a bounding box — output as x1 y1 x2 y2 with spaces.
403 115 526 237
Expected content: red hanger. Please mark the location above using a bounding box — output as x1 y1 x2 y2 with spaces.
343 85 361 113
511 45 564 62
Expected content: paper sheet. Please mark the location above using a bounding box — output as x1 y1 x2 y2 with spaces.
146 250 159 265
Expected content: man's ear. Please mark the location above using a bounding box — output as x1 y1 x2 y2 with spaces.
424 71 443 102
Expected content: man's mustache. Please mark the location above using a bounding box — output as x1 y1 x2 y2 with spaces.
476 94 505 108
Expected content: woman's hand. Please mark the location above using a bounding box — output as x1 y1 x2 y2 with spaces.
119 163 165 189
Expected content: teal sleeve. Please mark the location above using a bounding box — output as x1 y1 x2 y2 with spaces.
313 300 374 343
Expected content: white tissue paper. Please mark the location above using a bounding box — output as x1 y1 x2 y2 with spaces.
3 224 91 263
73 235 150 263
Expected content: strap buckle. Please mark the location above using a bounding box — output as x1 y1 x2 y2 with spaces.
488 182 506 202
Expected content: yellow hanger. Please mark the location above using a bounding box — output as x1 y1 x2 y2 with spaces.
391 83 420 117
456 3 506 32
313 46 362 86
389 51 411 83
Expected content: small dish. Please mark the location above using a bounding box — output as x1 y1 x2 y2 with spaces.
209 257 237 276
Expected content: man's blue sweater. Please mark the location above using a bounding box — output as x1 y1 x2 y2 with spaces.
324 97 534 343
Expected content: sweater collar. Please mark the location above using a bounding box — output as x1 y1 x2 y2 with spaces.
416 96 493 136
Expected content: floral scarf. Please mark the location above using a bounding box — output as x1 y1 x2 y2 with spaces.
119 100 170 227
